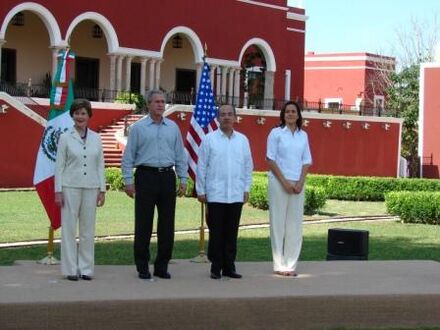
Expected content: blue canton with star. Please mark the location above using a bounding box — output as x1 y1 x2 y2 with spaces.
194 63 217 128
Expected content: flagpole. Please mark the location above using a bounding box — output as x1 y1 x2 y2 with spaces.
38 226 59 265
188 42 213 263
191 201 209 263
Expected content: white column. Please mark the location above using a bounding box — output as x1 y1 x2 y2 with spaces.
154 60 162 90
140 58 148 97
264 71 275 109
50 46 61 79
221 66 228 100
210 65 216 90
116 55 125 92
216 66 222 97
196 62 203 93
234 68 241 104
125 56 133 91
228 67 234 103
243 69 249 109
148 59 156 91
108 54 116 93
285 69 291 101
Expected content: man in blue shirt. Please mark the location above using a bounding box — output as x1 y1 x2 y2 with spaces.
122 90 187 280
196 104 253 279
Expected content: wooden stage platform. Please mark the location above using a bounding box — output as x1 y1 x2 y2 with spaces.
0 260 439 329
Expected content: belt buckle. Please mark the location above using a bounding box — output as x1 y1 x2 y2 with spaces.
158 167 166 173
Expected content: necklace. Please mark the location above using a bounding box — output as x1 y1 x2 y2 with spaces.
77 127 88 140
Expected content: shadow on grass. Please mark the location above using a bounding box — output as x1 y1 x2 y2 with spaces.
0 234 438 266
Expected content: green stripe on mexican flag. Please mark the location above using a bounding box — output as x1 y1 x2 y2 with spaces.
33 49 75 230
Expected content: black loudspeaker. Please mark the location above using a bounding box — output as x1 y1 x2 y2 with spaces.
327 228 369 260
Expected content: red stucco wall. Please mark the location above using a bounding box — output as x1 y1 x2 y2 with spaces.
0 104 401 187
304 53 394 107
0 103 130 187
169 111 401 177
420 65 440 178
0 0 305 102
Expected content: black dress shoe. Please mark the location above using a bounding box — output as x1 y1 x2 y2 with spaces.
67 275 79 281
81 275 93 281
138 271 151 279
153 271 171 279
222 271 242 279
210 272 222 280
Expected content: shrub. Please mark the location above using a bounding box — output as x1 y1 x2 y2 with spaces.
114 91 146 110
249 176 269 210
306 174 440 201
249 174 327 215
105 167 125 190
385 191 440 225
105 167 196 195
304 186 327 215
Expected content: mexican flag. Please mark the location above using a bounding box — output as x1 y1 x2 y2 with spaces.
33 49 75 230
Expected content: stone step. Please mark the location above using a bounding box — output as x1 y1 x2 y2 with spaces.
99 114 144 168
104 126 123 130
105 163 121 168
104 157 122 163
103 149 122 154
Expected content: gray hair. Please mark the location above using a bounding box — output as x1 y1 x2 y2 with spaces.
146 90 165 105
218 104 236 117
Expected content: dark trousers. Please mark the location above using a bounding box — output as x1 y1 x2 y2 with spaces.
206 202 243 274
134 169 176 274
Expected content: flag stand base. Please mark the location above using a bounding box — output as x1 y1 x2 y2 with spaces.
190 252 209 263
38 253 59 265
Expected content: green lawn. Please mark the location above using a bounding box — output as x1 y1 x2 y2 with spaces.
2 190 438 266
1 220 439 266
0 191 386 243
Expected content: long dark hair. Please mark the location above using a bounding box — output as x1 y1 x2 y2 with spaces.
279 101 302 129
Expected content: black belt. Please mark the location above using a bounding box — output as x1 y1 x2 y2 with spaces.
137 165 174 173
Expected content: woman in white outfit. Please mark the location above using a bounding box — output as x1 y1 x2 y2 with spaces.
55 99 106 281
266 101 312 277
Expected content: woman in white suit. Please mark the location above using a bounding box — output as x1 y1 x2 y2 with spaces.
266 101 312 277
55 99 106 281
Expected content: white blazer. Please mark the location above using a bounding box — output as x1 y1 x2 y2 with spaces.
55 127 106 192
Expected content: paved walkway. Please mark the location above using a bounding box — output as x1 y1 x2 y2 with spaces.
0 260 439 329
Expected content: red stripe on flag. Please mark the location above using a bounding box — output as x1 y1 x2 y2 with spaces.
35 176 61 230
188 167 196 182
188 125 201 146
186 144 198 165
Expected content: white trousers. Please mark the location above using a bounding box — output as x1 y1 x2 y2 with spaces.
268 176 304 272
61 187 98 276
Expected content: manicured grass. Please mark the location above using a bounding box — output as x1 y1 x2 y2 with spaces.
1 191 387 243
1 221 438 266
0 191 268 242
315 199 387 218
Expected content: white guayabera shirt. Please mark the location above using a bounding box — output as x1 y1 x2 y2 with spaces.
196 129 253 203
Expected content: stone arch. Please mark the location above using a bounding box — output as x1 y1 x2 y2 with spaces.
160 26 204 63
0 2 62 46
238 38 276 72
65 12 119 52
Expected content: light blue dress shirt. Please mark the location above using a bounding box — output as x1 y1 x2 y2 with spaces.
196 129 253 203
121 116 188 185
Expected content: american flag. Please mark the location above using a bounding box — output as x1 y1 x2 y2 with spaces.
185 61 218 181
